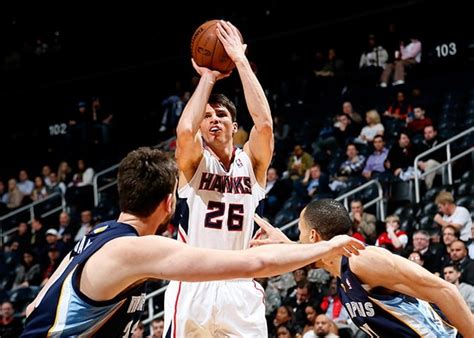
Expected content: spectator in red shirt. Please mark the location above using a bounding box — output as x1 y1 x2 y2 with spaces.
376 215 408 254
407 106 433 134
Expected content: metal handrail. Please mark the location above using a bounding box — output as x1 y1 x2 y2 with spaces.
414 127 474 203
93 164 119 207
142 284 169 325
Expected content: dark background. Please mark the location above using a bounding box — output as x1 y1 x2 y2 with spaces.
0 0 471 178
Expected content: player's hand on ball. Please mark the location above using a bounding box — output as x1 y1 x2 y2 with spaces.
191 58 232 81
216 20 246 63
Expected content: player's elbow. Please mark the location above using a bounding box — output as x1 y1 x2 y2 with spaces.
255 120 273 135
243 254 269 278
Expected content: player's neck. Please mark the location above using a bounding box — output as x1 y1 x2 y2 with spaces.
117 212 159 236
320 257 343 277
209 144 235 169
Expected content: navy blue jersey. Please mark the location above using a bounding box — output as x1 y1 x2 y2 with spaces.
337 256 457 337
22 221 147 337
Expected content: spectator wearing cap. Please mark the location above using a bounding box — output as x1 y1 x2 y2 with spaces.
434 191 472 242
41 228 67 264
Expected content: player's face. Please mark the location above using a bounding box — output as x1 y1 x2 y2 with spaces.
201 104 236 145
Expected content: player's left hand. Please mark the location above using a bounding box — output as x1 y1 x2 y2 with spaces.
326 235 365 259
250 214 293 247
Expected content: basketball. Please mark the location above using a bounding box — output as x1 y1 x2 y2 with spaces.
190 20 243 73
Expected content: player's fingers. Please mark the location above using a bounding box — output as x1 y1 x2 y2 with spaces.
254 214 274 232
217 21 231 38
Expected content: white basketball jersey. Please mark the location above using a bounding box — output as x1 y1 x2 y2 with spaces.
177 147 266 250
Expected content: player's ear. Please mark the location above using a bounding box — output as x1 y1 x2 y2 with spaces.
232 122 238 134
309 229 322 243
165 193 173 213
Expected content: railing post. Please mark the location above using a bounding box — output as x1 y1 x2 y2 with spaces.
93 174 99 208
414 166 420 204
29 206 35 223
447 143 453 186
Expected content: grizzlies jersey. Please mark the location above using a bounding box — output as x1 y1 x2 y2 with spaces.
176 147 265 250
337 256 457 338
22 221 147 338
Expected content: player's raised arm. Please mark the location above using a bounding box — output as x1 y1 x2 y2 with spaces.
349 247 474 338
216 21 273 184
175 60 230 181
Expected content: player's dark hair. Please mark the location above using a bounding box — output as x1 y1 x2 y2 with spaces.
118 147 177 218
209 93 237 121
303 199 352 240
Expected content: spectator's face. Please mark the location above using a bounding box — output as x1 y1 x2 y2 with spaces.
397 92 405 102
294 146 303 157
276 326 291 338
443 266 461 284
267 168 278 182
399 134 410 148
424 126 436 141
34 176 43 187
442 228 457 245
19 170 28 182
275 306 291 324
408 252 423 266
8 179 16 190
386 219 399 231
42 165 51 177
329 277 338 295
293 269 306 282
338 115 350 126
296 287 310 303
151 320 164 337
18 222 28 235
315 315 331 335
310 166 320 179
49 172 58 184
437 202 450 215
449 242 467 262
1 302 14 318
412 234 429 251
81 211 92 224
305 305 317 323
342 102 353 114
46 234 58 244
23 252 33 265
351 202 363 215
59 212 70 225
414 108 424 119
373 137 384 151
346 145 357 159
78 160 85 171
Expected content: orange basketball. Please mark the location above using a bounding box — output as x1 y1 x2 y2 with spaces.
190 20 243 73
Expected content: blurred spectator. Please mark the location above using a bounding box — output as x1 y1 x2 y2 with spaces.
17 169 34 196
434 191 472 242
302 164 330 199
41 165 52 187
159 90 189 134
350 199 377 244
385 131 417 180
376 215 408 253
47 172 67 195
301 305 318 336
446 241 474 285
285 281 314 332
30 216 47 253
407 106 433 135
57 161 73 185
287 145 314 181
74 210 93 242
354 110 384 145
150 318 164 338
304 314 339 338
384 91 413 121
0 301 23 338
319 277 350 325
69 159 94 188
408 230 441 274
233 125 249 148
9 222 31 252
264 168 292 219
359 34 389 86
13 251 41 289
41 246 61 286
329 143 366 193
68 100 92 146
362 135 388 179
57 211 75 238
443 264 474 312
131 321 144 338
439 225 461 270
416 125 444 189
31 176 48 201
408 251 425 267
341 101 363 129
5 179 23 210
91 96 114 145
380 36 422 87
272 305 294 333
275 324 294 338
